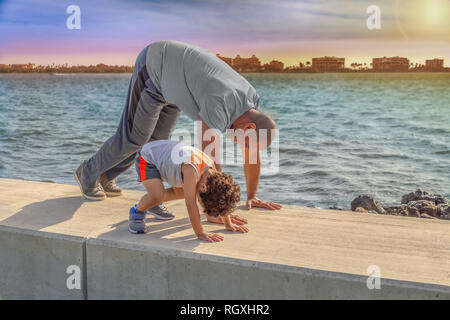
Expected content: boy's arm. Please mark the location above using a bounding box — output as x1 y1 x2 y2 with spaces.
182 164 224 242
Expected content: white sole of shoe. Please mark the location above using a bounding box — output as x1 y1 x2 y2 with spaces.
74 172 106 201
147 212 175 221
103 191 122 197
128 227 138 234
128 227 147 234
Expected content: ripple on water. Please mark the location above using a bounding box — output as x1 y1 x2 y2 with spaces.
1 73 449 208
434 150 450 155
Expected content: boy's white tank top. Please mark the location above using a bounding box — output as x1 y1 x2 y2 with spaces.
140 140 215 187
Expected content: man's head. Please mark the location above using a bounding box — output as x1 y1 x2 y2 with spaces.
197 170 241 217
230 109 277 150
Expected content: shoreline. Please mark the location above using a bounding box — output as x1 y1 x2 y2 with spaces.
1 71 450 75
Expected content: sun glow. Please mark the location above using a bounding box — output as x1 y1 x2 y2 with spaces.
396 0 450 38
421 0 448 27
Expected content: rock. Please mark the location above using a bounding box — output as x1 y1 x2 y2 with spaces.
349 190 449 220
407 206 420 217
384 206 399 215
438 204 450 219
422 205 439 217
396 204 409 216
351 195 386 214
420 213 436 219
401 189 447 205
407 200 440 217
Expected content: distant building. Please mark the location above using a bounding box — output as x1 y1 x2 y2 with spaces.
10 64 28 69
232 54 261 72
372 56 409 72
269 60 284 71
425 58 444 71
215 54 261 72
216 54 233 67
10 63 35 70
311 56 345 72
262 60 284 72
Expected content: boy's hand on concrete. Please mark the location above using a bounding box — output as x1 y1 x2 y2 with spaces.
205 213 248 225
225 223 249 233
229 214 247 225
197 232 224 242
247 196 282 210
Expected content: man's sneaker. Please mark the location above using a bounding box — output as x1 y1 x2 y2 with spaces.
147 204 175 220
74 161 106 201
99 173 122 197
129 204 148 234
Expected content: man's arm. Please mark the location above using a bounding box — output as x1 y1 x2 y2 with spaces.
199 118 281 211
199 119 222 172
182 164 224 242
244 146 282 210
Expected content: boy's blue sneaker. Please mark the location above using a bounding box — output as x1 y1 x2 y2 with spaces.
129 204 148 234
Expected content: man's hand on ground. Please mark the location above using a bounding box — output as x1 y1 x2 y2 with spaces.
205 213 248 225
197 232 224 242
247 197 282 210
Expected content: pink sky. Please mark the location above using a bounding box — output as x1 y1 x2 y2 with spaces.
1 0 449 67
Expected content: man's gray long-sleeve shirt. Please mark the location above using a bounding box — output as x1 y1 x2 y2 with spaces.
145 40 260 133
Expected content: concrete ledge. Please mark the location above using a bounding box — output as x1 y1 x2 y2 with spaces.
1 178 450 299
86 238 450 299
0 225 85 300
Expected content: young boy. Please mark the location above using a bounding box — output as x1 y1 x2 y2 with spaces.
129 140 248 242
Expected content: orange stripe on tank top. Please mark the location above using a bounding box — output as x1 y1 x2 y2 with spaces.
138 156 148 181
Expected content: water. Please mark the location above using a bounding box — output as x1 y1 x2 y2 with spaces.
0 73 449 209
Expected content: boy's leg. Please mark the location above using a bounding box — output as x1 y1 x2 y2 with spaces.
163 187 185 202
129 178 165 234
137 179 166 212
127 102 183 214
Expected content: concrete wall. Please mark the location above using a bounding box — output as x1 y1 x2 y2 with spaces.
0 225 85 300
85 239 450 300
1 227 449 300
1 179 450 300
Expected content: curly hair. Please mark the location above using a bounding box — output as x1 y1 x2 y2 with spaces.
199 172 241 217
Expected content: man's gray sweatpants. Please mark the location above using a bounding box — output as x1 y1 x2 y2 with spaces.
82 46 181 187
